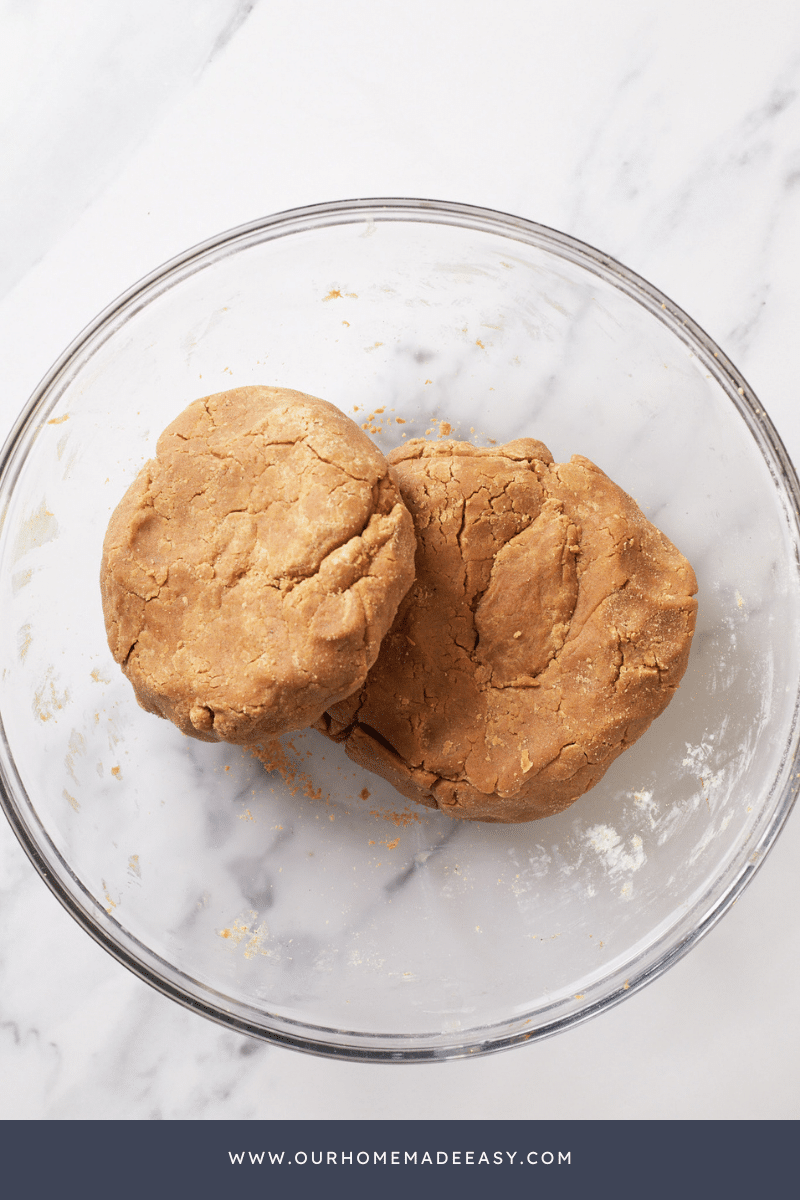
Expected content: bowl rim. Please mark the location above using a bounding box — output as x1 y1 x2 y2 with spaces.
1 195 799 1062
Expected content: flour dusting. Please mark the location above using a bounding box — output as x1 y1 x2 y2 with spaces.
682 740 714 771
586 824 646 876
632 789 658 830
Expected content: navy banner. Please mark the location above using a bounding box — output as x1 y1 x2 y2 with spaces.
0 1118 793 1198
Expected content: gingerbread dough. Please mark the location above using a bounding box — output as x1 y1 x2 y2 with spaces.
100 386 416 743
318 438 698 822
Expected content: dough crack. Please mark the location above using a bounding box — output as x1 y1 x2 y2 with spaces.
296 432 375 483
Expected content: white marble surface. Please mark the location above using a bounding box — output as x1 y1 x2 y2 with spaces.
1 0 799 1119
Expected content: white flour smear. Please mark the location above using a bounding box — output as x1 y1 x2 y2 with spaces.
585 824 646 877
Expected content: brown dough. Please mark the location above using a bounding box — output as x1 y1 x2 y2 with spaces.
100 386 416 743
318 437 698 823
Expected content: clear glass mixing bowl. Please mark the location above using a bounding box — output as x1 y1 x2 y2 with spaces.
1 199 798 1060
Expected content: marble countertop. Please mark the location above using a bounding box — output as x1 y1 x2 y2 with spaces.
1 0 799 1120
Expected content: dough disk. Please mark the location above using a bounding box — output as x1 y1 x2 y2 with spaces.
101 386 416 743
318 438 698 823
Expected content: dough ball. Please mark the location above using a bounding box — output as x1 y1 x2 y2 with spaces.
100 386 416 743
318 437 698 823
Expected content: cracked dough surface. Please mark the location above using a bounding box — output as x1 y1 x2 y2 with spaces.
100 386 416 743
319 437 698 823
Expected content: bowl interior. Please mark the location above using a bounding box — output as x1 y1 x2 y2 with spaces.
1 202 798 1058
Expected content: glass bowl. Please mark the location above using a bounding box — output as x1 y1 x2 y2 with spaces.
1 199 799 1062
